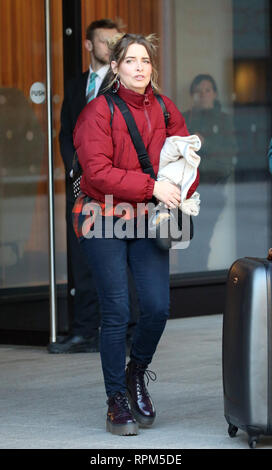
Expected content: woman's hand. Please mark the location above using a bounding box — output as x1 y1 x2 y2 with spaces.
153 181 181 209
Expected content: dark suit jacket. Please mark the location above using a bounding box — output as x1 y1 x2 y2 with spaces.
59 70 110 201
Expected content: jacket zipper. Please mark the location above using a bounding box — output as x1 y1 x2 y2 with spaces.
144 95 151 132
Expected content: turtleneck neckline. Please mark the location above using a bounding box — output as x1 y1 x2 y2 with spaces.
117 82 155 108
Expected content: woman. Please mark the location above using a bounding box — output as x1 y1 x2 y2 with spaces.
183 74 237 183
182 74 237 271
73 33 199 436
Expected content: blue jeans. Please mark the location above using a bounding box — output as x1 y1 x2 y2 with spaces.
80 228 170 397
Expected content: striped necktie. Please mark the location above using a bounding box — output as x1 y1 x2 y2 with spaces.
86 72 98 103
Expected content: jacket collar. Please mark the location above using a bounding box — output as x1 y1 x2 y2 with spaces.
117 82 155 108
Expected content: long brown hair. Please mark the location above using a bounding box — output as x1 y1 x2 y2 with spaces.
105 33 160 93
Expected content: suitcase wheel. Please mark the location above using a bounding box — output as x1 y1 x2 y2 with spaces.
248 436 258 449
228 423 238 438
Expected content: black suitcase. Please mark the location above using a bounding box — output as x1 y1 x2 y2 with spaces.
223 249 272 448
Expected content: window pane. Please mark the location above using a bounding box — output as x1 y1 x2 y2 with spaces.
0 0 66 289
169 0 271 274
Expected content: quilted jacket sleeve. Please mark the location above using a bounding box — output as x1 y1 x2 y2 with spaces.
73 96 155 202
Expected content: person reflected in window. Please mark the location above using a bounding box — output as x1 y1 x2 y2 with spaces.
183 74 237 270
184 74 236 182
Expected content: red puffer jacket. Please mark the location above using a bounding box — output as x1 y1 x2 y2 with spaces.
73 83 199 208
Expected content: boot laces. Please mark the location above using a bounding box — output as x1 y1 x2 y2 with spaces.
135 364 157 387
115 392 130 408
108 392 131 418
144 368 157 386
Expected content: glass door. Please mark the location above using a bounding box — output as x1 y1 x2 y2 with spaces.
0 0 66 338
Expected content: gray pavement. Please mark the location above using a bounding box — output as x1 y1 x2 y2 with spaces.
1 314 272 449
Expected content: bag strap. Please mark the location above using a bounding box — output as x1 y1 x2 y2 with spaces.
104 93 114 127
104 92 169 134
154 94 170 127
106 92 157 180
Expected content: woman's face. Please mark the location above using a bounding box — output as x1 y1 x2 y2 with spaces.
192 79 217 109
111 43 152 95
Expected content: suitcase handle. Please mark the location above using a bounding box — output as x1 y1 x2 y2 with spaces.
267 248 272 260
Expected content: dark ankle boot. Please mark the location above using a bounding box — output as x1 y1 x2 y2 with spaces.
126 360 156 427
106 391 138 436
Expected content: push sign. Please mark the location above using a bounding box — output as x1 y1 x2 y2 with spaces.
30 82 46 104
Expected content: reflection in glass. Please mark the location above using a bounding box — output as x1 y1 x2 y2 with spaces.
170 0 271 275
0 87 46 287
181 74 237 270
0 0 66 290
